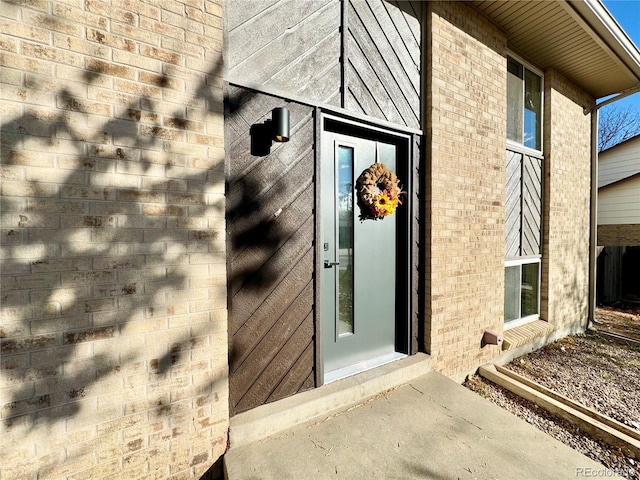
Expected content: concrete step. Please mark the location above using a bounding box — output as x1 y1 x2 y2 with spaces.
227 353 432 449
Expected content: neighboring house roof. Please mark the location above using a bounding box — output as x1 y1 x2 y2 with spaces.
599 171 640 191
599 132 640 156
471 0 640 99
598 134 640 187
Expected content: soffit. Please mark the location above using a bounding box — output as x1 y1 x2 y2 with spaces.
470 0 640 99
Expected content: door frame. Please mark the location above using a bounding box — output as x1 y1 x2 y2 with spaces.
315 111 421 385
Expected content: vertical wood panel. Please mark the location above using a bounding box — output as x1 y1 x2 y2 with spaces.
226 87 316 415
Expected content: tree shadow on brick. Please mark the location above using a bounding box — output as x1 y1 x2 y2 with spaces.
0 49 281 478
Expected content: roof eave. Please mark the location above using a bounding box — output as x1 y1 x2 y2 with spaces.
564 0 640 95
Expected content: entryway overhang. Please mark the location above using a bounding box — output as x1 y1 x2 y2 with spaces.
471 0 640 99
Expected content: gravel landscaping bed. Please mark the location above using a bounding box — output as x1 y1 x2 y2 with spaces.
464 305 640 479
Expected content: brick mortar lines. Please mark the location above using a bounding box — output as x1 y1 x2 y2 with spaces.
1 1 227 479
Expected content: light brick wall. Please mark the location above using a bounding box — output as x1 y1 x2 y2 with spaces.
541 69 595 330
425 2 507 376
1 1 228 479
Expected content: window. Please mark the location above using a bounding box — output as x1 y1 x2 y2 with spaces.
507 56 542 151
505 56 544 327
504 149 543 326
504 259 540 325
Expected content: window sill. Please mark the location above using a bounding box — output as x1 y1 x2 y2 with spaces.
502 320 554 351
506 140 543 159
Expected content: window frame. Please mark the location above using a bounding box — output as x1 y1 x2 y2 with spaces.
504 257 541 330
506 54 544 153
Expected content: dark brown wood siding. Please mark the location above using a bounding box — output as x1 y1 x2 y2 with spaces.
226 86 316 415
224 0 423 415
226 0 422 129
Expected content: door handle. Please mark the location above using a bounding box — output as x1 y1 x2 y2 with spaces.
324 260 340 268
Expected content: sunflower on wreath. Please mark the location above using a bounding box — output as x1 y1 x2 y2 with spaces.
355 162 404 221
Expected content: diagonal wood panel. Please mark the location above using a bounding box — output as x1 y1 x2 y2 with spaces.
227 0 341 106
234 307 314 412
267 341 315 403
505 149 543 259
363 0 420 95
345 0 421 129
522 154 542 256
224 0 423 416
505 150 522 258
385 1 422 64
227 0 422 127
226 88 316 416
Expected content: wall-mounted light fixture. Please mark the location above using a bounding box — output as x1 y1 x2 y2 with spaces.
271 107 290 142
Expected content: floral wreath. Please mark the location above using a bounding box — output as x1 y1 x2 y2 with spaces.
355 162 404 221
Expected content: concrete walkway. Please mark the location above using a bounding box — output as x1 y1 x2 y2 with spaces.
225 371 613 479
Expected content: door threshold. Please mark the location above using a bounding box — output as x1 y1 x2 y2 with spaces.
228 353 431 449
323 351 407 384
